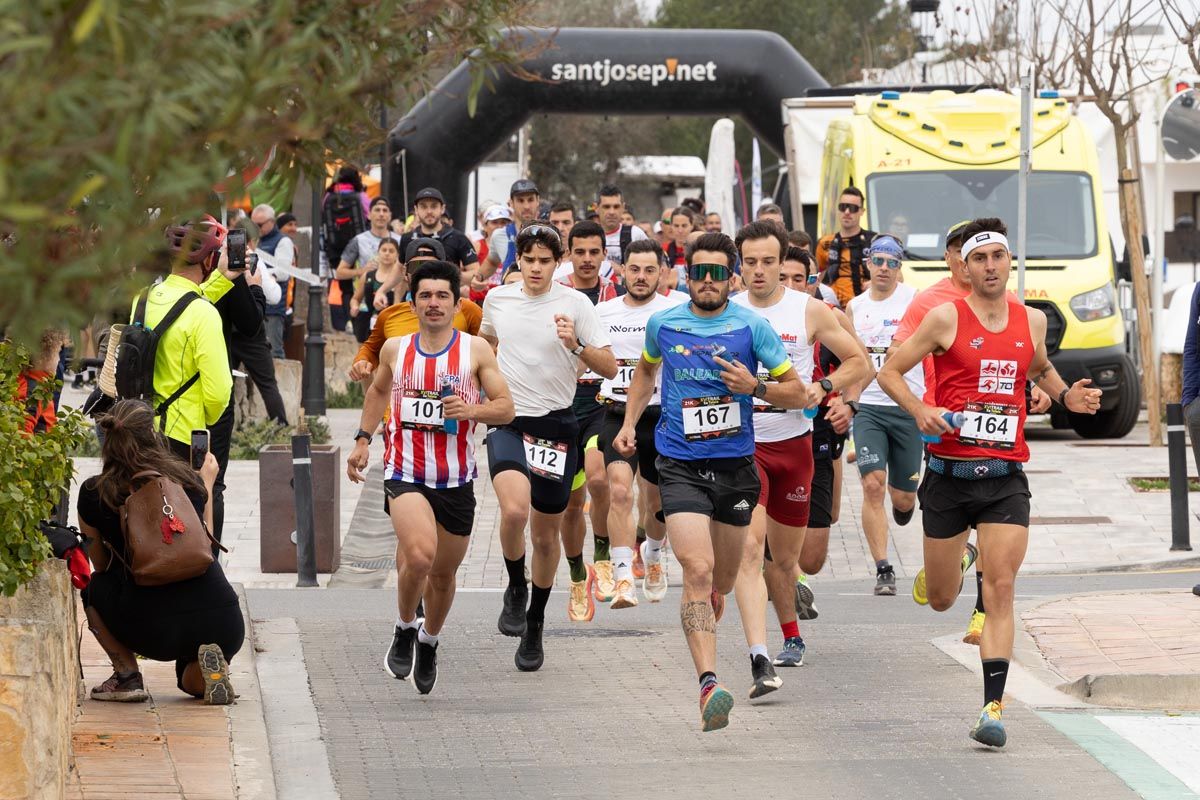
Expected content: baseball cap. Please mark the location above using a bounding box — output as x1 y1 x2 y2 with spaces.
412 187 445 205
404 237 446 263
275 212 296 229
945 219 973 247
510 179 539 197
484 205 513 223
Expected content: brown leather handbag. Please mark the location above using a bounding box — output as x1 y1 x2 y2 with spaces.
107 471 225 586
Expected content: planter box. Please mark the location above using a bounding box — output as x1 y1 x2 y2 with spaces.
258 444 341 573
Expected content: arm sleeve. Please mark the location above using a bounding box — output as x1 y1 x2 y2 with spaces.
274 237 296 270
479 294 498 338
200 272 234 304
630 226 648 242
751 316 792 377
642 312 663 362
356 306 391 367
191 308 233 425
1183 284 1200 407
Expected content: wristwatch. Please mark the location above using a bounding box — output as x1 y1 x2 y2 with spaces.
353 429 372 445
1057 387 1070 407
819 378 834 394
571 339 586 356
846 400 860 415
753 378 768 399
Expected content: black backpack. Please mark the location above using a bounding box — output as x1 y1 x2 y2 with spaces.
109 291 201 427
322 190 366 264
616 224 633 264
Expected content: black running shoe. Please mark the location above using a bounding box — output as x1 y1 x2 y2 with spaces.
892 505 915 526
749 654 783 699
413 639 438 695
385 625 418 679
498 583 528 637
515 619 544 672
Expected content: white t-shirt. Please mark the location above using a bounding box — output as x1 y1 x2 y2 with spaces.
340 229 401 268
480 281 612 417
553 260 616 282
731 287 815 442
848 282 924 406
604 225 649 264
595 292 684 406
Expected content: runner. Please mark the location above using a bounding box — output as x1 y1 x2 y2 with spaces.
556 220 621 619
730 223 869 690
595 239 686 614
596 184 648 266
614 232 810 732
480 224 616 670
842 234 924 596
346 260 514 694
893 221 1052 643
878 218 1102 747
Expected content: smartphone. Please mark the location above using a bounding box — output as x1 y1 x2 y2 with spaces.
245 251 258 275
226 228 247 271
190 429 210 471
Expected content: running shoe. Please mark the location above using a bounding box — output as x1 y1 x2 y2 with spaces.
611 578 639 609
385 624 418 679
794 574 818 620
700 683 734 732
710 589 725 623
892 504 914 526
773 636 806 667
632 545 646 580
515 619 545 672
969 700 1006 748
874 567 897 596
912 567 929 605
749 654 782 699
592 560 616 602
199 643 234 705
567 565 596 622
963 610 986 646
498 583 527 637
89 671 149 702
413 640 438 695
641 541 668 602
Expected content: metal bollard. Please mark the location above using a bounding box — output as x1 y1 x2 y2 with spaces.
292 423 319 586
1166 403 1193 552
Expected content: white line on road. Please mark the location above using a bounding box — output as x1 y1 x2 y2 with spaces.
1097 714 1200 794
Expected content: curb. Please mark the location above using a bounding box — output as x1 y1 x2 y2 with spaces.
230 585 280 800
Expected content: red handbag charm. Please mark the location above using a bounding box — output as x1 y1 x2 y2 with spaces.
160 497 186 544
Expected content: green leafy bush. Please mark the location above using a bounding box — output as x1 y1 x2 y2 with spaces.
0 342 89 596
325 381 364 409
229 417 330 461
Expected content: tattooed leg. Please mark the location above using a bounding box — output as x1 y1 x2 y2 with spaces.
666 512 719 676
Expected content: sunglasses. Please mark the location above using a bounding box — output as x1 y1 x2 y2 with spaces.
838 203 862 213
870 255 902 269
806 274 819 284
519 223 562 243
687 263 731 282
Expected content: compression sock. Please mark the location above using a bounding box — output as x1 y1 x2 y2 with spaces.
612 546 634 583
982 658 1010 705
417 623 439 646
644 536 665 563
781 620 800 640
566 553 587 583
875 559 892 574
526 583 552 624
504 555 526 588
750 644 769 660
593 535 611 562
975 571 986 614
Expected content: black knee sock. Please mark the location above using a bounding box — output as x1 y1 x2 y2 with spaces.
526 583 552 624
982 658 1009 705
504 555 526 588
593 536 611 562
875 559 891 574
974 571 985 614
566 553 587 583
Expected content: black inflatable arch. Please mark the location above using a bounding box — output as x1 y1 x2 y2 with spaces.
386 27 827 217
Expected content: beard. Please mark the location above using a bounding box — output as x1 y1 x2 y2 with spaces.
690 285 729 310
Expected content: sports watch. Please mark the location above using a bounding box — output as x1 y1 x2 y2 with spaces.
753 379 768 399
353 429 372 445
571 338 586 356
819 378 834 394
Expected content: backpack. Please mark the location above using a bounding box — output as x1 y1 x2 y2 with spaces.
617 224 633 264
322 188 366 264
106 471 224 586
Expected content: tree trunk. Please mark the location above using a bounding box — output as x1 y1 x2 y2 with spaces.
1119 165 1161 445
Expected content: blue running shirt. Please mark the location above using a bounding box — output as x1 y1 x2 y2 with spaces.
644 301 792 460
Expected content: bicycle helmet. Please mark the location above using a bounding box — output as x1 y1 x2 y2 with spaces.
164 214 227 265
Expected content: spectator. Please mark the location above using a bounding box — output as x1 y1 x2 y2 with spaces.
704 212 723 233
322 166 370 332
756 202 785 228
815 186 877 306
788 229 813 252
276 212 298 237
18 328 70 435
225 219 288 426
250 204 294 359
77 400 244 704
1182 281 1200 472
397 186 479 284
350 237 402 343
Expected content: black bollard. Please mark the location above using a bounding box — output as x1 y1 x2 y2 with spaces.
1167 403 1193 552
292 424 319 587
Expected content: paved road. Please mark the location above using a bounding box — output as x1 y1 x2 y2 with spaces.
248 571 1198 799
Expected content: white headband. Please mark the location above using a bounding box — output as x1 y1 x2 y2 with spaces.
961 231 1010 261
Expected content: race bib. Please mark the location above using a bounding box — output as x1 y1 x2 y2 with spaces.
578 367 602 387
522 434 568 482
681 395 741 441
400 389 444 432
610 358 638 396
751 372 784 414
868 346 888 371
958 400 1019 449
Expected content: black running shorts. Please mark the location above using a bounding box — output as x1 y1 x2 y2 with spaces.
917 468 1031 539
384 480 476 536
486 408 580 515
656 455 760 527
600 405 662 485
808 457 835 529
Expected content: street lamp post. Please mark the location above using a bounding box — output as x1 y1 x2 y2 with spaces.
302 183 327 415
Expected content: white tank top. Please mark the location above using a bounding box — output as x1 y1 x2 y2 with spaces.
731 287 815 443
849 283 924 406
595 292 685 406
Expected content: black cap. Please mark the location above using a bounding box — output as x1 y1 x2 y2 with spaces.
945 219 973 247
510 179 539 198
412 186 445 206
275 212 296 229
404 236 446 263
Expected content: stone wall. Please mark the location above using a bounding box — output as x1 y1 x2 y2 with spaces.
0 560 79 800
323 332 360 396
234 358 303 426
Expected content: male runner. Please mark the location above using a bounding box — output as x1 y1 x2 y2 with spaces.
480 224 616 670
557 220 620 618
892 221 1051 642
879 218 1101 747
347 261 514 694
731 224 869 686
615 232 810 732
843 234 923 596
595 239 686 613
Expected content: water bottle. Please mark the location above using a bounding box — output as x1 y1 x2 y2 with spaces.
440 379 458 435
921 411 965 444
802 406 819 419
